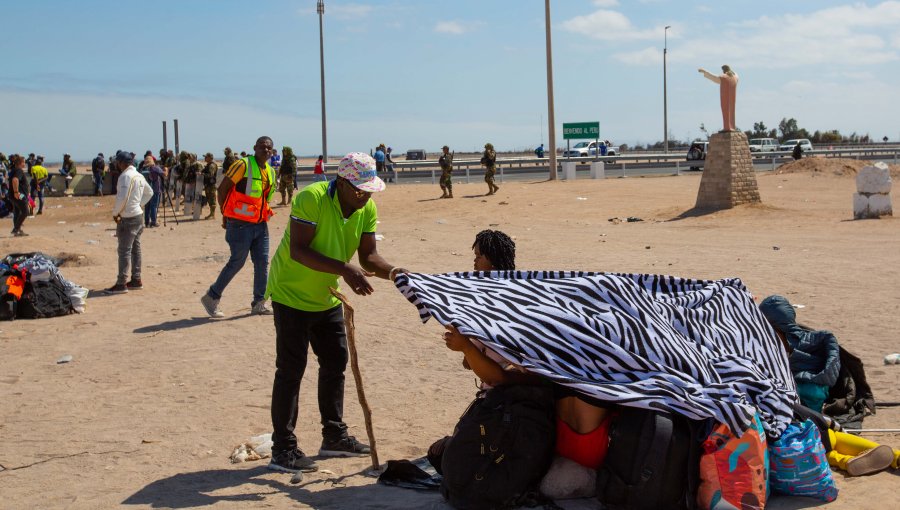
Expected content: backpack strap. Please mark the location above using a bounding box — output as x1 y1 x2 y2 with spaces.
640 413 673 485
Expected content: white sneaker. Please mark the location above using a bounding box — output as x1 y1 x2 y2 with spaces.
251 301 273 316
201 294 224 318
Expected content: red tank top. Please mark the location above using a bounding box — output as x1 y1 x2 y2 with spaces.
555 414 614 469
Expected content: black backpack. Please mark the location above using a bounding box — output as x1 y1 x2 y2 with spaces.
16 277 73 319
596 407 701 510
440 384 556 510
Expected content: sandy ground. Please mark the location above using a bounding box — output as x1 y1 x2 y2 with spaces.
1 158 899 509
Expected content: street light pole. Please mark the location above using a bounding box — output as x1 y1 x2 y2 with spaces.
544 0 558 180
663 25 671 154
317 0 328 163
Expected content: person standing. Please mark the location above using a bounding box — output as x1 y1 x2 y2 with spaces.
184 153 202 207
313 155 326 182
142 155 165 227
269 148 282 174
200 136 277 318
278 146 296 206
265 152 407 473
438 145 453 198
201 153 218 220
385 147 396 183
91 153 106 196
104 150 153 294
481 142 499 195
60 153 77 193
29 157 49 215
109 155 121 195
8 155 30 236
373 144 386 181
223 147 237 181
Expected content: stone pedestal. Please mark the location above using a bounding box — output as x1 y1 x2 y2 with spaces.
853 162 892 219
695 131 761 209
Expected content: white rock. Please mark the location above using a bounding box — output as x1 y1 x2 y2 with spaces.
854 192 893 219
868 192 893 216
856 162 892 194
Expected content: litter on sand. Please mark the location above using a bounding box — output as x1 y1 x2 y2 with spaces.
57 355 73 364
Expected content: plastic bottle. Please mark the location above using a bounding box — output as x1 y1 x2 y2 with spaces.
884 353 900 365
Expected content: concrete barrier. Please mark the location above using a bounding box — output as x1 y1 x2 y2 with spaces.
590 161 605 179
562 162 576 181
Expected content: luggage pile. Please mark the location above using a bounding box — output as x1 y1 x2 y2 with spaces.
0 252 88 320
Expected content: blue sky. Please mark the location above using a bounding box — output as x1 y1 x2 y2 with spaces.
3 0 900 161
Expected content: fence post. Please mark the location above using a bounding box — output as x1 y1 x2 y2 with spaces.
771 157 776 171
431 169 435 185
466 166 470 184
499 165 504 183
675 160 680 176
621 162 626 178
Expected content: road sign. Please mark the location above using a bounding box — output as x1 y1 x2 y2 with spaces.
563 122 600 140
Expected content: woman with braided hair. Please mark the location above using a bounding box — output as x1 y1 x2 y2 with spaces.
472 229 515 271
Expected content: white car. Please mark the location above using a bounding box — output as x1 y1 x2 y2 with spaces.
779 139 813 152
563 141 617 157
748 138 778 152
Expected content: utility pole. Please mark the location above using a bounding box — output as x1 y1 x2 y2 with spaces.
317 1 328 163
663 25 671 153
173 119 180 155
544 0 558 180
162 121 168 153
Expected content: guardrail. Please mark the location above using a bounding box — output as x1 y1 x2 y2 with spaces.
295 147 900 184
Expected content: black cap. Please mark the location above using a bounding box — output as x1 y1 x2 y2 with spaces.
115 150 135 164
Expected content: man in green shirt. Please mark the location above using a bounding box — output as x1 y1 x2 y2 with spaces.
265 152 406 474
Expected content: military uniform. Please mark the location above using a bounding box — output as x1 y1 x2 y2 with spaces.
481 143 499 195
278 147 296 205
223 148 237 176
438 147 453 198
202 155 219 219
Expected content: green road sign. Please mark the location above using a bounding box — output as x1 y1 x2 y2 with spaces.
563 122 600 140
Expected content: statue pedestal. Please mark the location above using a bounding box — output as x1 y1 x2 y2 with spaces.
695 131 761 210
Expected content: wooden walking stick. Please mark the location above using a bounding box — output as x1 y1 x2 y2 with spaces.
330 287 380 472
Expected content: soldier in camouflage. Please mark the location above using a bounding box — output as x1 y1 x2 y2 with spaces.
223 147 237 175
481 142 499 195
439 145 453 198
184 153 201 205
202 153 219 219
278 146 297 205
174 151 190 203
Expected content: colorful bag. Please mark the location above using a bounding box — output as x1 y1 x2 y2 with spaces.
768 419 838 502
697 414 768 510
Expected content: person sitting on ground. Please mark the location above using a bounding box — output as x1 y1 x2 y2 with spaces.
444 229 616 471
760 295 899 476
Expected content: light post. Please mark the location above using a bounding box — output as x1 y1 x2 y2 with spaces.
317 0 328 163
544 0 558 180
663 25 671 154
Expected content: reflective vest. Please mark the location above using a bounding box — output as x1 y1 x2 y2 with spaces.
222 157 276 223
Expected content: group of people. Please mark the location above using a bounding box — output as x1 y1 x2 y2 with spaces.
0 152 78 236
435 142 499 199
373 144 396 184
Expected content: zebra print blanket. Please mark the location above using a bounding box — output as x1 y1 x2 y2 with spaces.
394 271 797 437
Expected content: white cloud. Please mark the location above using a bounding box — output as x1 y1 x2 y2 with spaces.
561 10 669 41
614 1 900 69
328 3 374 20
434 21 469 35
592 0 619 7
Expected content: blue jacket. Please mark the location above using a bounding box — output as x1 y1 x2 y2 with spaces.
760 295 840 387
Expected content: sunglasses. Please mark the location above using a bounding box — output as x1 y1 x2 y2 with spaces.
341 178 371 198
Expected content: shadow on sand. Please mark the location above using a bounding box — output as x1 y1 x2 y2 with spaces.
133 313 253 333
122 466 445 509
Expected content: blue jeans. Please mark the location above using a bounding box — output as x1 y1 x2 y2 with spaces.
144 190 160 226
92 171 103 195
208 219 269 305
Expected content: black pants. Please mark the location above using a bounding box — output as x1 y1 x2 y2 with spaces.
271 301 349 454
11 198 27 232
